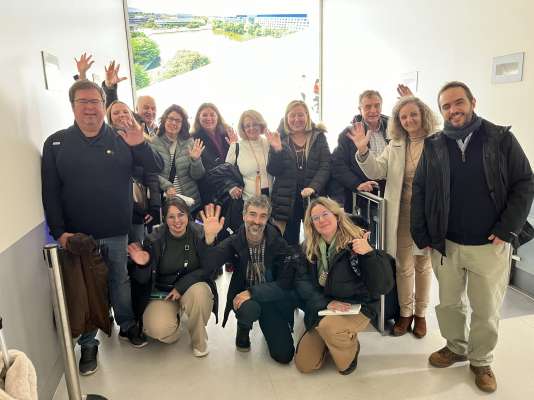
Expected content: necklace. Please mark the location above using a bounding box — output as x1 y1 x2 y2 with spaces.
246 139 268 195
407 139 423 169
290 139 306 170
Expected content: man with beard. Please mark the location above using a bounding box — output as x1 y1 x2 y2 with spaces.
411 81 534 392
200 195 300 363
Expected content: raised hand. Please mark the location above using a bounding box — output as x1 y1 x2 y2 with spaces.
199 203 225 245
346 121 369 154
225 126 239 145
397 84 413 98
74 53 94 80
351 231 373 255
127 242 150 266
189 138 205 160
117 118 145 147
265 129 282 151
104 60 128 88
165 186 177 197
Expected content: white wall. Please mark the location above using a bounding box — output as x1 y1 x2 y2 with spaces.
0 0 133 253
0 1 132 398
322 0 534 160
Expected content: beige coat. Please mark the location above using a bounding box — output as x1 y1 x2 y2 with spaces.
356 136 407 258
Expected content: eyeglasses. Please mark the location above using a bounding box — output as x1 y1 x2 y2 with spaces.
166 117 183 124
243 123 262 130
74 99 104 105
310 211 334 223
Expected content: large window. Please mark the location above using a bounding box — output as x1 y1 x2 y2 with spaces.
127 0 320 128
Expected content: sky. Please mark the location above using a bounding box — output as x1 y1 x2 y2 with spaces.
127 0 315 16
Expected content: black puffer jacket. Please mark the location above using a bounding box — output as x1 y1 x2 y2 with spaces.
203 224 300 326
295 246 392 329
268 127 331 221
131 222 218 322
411 119 534 255
331 115 388 209
194 128 230 205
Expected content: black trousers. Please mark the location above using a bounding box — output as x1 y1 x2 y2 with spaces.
235 299 295 364
284 195 305 245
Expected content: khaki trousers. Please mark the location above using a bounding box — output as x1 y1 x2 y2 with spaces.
396 210 432 317
295 314 369 373
143 282 213 351
431 240 511 366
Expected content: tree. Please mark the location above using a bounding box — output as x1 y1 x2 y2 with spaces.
159 50 210 81
131 34 161 69
134 64 150 89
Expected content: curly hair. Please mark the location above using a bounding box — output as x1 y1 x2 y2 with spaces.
303 197 365 263
387 96 439 140
158 104 191 140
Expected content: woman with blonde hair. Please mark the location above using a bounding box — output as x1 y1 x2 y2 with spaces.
348 95 439 338
225 110 273 200
267 100 331 244
294 197 393 375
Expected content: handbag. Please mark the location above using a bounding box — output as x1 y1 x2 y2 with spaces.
350 249 395 298
132 179 148 211
205 143 244 203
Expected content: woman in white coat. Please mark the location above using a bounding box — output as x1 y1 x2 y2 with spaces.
348 96 438 338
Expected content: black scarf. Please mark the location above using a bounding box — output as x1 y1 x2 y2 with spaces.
443 113 482 140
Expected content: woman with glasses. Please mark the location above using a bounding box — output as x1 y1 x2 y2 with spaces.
127 197 217 357
268 100 330 244
294 197 391 375
226 110 273 200
150 104 205 213
349 96 438 338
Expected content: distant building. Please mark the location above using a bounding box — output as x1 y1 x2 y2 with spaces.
254 14 309 32
154 14 194 28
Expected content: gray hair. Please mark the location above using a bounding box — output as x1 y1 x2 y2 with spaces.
243 195 272 216
68 79 106 104
358 90 382 105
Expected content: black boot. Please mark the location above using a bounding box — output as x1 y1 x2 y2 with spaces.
235 325 251 352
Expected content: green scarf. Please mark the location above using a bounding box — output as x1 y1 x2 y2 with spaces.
317 235 337 287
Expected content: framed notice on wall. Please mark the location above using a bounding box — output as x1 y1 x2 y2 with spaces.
41 51 61 91
492 52 525 84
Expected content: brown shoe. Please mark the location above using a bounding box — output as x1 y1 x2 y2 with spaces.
470 365 497 393
412 316 427 338
392 316 413 336
428 346 467 368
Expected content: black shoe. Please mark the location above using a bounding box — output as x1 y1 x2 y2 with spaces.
339 339 360 375
119 324 148 348
79 346 98 376
235 326 251 352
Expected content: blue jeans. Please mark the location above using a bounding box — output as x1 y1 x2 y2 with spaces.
78 234 136 348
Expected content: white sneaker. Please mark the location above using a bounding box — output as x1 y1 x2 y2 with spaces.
193 346 209 357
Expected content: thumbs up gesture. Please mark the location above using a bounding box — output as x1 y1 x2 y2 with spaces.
351 231 373 255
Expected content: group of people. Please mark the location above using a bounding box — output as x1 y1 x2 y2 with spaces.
39 54 534 393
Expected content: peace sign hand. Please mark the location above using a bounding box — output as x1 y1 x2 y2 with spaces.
225 126 239 145
199 203 225 245
265 129 282 151
189 138 205 160
346 122 369 154
351 231 373 255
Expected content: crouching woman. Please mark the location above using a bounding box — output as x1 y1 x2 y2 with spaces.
295 197 393 375
127 197 217 357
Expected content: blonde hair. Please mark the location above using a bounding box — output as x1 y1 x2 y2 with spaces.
106 100 133 127
237 109 267 140
387 96 438 140
303 197 365 263
283 100 312 134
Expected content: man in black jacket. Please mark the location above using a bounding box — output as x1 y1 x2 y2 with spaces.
331 90 388 212
410 81 534 393
200 196 300 364
41 79 163 375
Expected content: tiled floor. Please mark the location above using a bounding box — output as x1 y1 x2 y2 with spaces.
53 271 534 400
